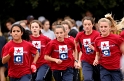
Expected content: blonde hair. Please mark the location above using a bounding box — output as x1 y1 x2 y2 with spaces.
98 18 111 26
117 17 124 30
104 13 117 34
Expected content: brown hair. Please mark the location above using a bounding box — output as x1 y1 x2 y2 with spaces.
65 19 76 27
52 21 58 26
61 21 71 29
54 25 65 32
42 19 49 25
30 20 42 34
5 18 15 24
82 16 94 24
30 20 42 28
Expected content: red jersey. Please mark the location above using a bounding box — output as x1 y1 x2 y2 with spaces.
94 34 123 70
30 35 51 68
68 36 81 53
2 40 37 78
120 30 124 39
44 38 75 70
75 30 100 64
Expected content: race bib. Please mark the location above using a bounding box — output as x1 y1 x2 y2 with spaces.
14 47 23 64
32 41 41 54
101 41 111 57
102 49 110 56
59 45 68 60
85 46 93 54
83 38 94 54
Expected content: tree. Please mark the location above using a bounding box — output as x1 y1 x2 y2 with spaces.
0 0 123 17
0 0 124 29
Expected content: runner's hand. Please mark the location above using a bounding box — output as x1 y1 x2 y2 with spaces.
55 59 62 64
31 63 37 73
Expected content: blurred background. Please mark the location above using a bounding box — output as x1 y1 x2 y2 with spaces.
0 0 124 33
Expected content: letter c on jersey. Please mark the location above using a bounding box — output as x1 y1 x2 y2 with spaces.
16 56 21 62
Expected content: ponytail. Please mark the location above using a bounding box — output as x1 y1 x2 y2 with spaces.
11 24 31 41
105 13 117 34
117 17 124 30
22 29 31 41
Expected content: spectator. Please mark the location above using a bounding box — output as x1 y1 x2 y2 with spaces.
0 31 7 81
41 19 55 40
4 17 15 41
65 19 78 38
26 15 34 28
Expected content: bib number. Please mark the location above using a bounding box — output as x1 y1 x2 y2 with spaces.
59 53 68 60
85 46 93 54
102 49 111 57
14 47 23 64
14 55 23 64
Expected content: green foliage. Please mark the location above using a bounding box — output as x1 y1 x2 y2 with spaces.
98 0 123 9
1 0 123 11
29 0 39 9
5 0 15 7
74 0 85 9
0 0 124 19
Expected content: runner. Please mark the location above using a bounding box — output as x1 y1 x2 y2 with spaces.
93 16 123 81
2 24 39 81
44 25 78 81
75 16 100 81
30 20 51 81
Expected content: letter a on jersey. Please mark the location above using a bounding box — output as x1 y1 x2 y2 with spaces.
14 47 23 64
59 45 68 60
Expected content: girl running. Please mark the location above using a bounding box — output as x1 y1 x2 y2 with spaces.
30 20 51 81
61 21 81 81
44 25 78 81
75 16 100 81
93 16 123 81
2 24 39 81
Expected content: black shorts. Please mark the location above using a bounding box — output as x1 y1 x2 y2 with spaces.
0 59 8 68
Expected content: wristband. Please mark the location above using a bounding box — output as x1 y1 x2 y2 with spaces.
75 60 78 63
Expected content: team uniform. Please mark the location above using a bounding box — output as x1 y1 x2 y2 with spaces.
68 36 81 53
68 35 81 81
94 34 123 81
75 30 100 81
120 30 124 80
120 30 124 39
30 35 51 81
2 40 37 81
44 38 75 81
